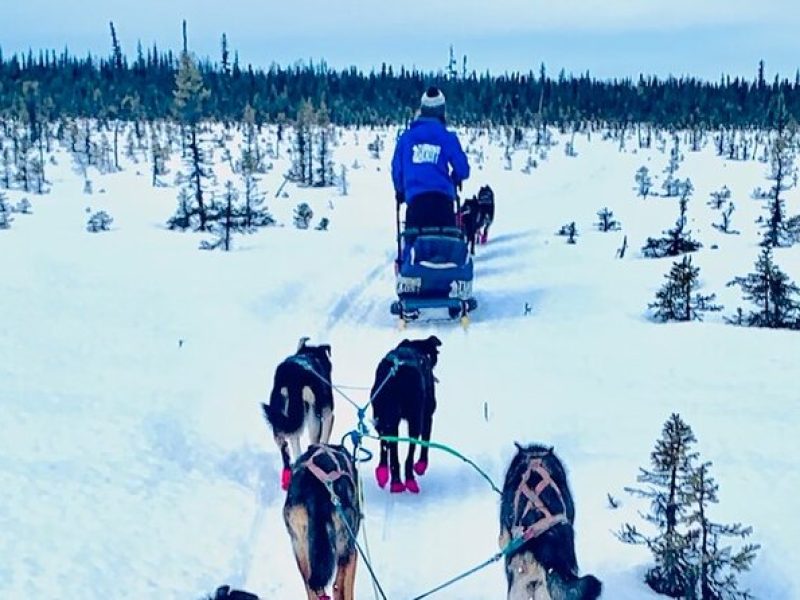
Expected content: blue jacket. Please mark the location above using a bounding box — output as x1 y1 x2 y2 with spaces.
391 117 470 202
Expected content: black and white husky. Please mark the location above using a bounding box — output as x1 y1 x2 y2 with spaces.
262 337 335 490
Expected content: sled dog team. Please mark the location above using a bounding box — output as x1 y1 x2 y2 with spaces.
255 336 602 600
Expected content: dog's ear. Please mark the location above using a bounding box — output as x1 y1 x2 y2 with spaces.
427 335 442 348
320 344 331 358
297 336 311 352
514 441 524 452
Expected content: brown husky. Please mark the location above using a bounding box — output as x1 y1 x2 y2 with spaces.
284 444 361 600
499 443 602 600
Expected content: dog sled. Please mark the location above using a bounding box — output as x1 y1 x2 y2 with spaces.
390 202 477 326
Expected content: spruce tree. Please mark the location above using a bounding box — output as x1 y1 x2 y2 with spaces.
86 210 113 232
15 198 32 214
109 22 124 71
642 196 703 258
662 141 683 197
711 203 739 235
315 101 335 187
595 207 621 232
618 413 699 597
760 121 796 248
726 247 800 329
150 128 168 187
239 111 274 230
173 51 211 230
167 188 193 230
200 181 244 251
293 202 313 229
0 191 13 229
648 255 722 322
556 221 578 243
292 99 315 185
684 462 760 600
707 186 731 210
2 146 12 189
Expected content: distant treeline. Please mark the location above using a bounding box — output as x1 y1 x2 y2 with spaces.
1 35 798 128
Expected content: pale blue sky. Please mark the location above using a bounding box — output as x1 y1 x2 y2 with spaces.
4 0 799 81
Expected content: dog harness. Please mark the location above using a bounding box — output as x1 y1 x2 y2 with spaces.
302 445 356 489
301 446 357 600
289 353 323 377
511 456 570 542
387 347 434 379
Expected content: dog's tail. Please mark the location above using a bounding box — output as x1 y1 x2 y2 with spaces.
305 481 337 591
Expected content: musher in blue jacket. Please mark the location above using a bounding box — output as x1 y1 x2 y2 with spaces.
391 86 470 233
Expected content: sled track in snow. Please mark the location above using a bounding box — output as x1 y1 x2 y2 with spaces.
319 254 396 335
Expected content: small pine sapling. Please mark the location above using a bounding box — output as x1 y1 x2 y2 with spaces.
200 182 246 251
340 165 348 196
595 207 621 232
293 202 313 230
167 189 194 230
635 166 653 198
684 462 760 600
707 185 731 210
648 255 722 322
641 196 702 258
556 221 578 243
0 192 14 229
86 210 113 232
726 246 800 329
617 413 699 598
15 198 33 214
711 203 740 235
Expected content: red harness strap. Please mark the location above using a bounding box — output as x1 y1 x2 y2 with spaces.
302 445 355 488
511 457 569 542
301 446 355 600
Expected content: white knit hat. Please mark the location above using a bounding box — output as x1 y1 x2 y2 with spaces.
420 86 446 111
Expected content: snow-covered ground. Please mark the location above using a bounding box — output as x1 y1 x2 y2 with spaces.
1 124 798 599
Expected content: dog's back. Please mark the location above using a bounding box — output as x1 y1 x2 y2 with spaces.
371 337 440 431
459 195 481 237
283 444 360 595
477 185 495 227
207 585 259 600
460 186 494 252
500 443 601 600
263 340 333 435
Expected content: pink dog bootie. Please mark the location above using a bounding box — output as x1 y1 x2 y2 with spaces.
405 479 420 494
390 480 406 493
413 460 428 476
375 465 389 488
281 468 292 491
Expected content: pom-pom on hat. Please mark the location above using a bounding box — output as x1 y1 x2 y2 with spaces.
420 86 446 118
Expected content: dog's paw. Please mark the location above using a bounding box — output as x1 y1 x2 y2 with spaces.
390 481 406 494
405 479 420 494
480 232 488 244
413 460 428 476
375 465 389 488
281 468 292 491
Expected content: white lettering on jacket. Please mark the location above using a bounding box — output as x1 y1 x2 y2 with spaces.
412 144 441 164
